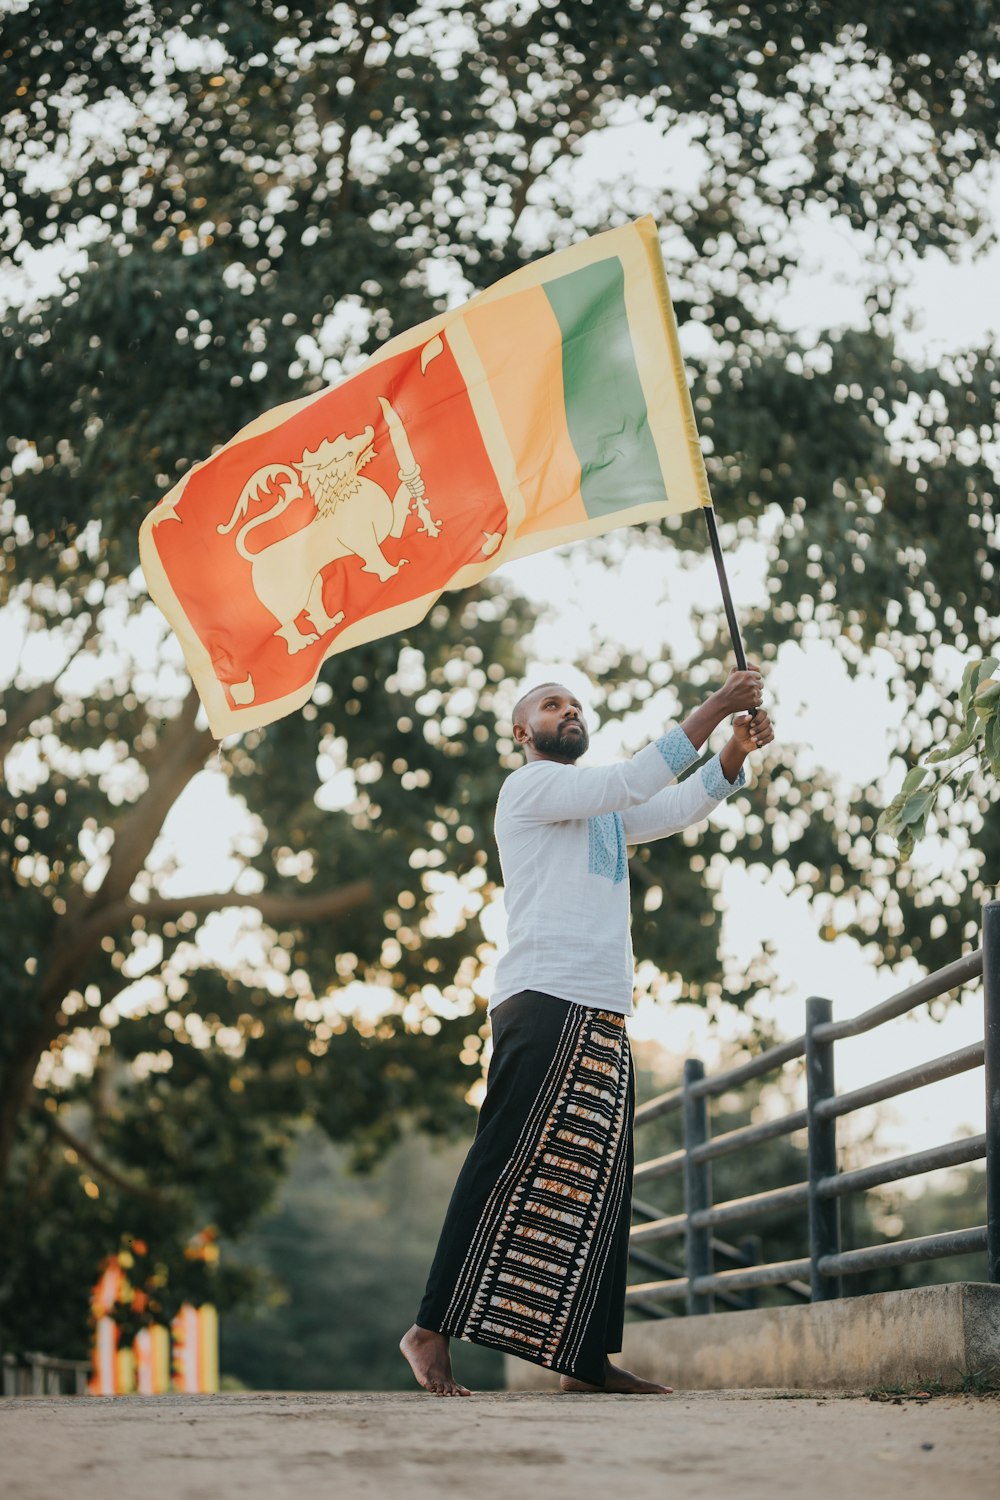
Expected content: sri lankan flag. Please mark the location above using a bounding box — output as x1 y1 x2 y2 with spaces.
140 215 712 737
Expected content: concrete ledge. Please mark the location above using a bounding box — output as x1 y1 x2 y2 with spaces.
504 1282 1000 1392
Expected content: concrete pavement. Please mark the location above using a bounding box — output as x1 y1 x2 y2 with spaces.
1 1389 998 1500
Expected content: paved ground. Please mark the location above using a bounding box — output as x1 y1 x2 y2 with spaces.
1 1390 998 1499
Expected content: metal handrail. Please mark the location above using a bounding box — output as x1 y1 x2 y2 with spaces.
690 1182 810 1231
2 1351 91 1397
633 1104 811 1183
627 1255 814 1305
633 1085 683 1127
634 1034 807 1124
628 902 1000 1315
630 1199 779 1308
691 1109 809 1164
813 950 984 1044
631 1212 687 1245
817 1134 987 1198
818 1226 988 1276
813 1042 985 1121
633 1147 686 1183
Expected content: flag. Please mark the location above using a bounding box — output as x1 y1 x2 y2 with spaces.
139 215 711 738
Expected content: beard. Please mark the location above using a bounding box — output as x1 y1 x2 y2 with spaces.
532 721 589 761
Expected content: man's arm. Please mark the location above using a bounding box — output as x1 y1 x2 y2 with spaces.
501 728 701 824
621 709 774 844
502 672 766 825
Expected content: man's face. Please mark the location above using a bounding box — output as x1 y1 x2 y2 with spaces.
516 686 589 762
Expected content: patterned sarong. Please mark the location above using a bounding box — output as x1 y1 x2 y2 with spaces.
416 990 634 1386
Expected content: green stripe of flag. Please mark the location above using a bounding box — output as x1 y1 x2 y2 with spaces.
543 256 667 522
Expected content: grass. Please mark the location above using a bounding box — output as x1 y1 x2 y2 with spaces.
864 1368 1000 1399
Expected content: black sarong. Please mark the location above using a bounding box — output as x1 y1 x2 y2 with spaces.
416 990 634 1387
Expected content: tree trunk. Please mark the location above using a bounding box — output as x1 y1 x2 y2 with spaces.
0 686 372 1184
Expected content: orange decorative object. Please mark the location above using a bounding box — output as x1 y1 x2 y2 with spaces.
171 1302 217 1393
89 1315 119 1395
134 1324 171 1394
197 1304 219 1393
90 1235 219 1396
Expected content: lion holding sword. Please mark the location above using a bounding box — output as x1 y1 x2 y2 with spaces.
217 397 441 655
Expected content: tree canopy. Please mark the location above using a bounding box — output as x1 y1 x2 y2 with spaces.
2 0 998 1357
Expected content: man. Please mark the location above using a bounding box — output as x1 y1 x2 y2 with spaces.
401 666 773 1395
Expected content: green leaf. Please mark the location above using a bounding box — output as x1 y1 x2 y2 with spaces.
958 657 982 713
974 679 1000 720
958 656 998 714
986 715 1000 779
901 766 929 793
896 827 916 861
926 716 984 762
877 791 908 832
898 786 937 829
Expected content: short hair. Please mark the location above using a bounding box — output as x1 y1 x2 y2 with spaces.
511 681 568 728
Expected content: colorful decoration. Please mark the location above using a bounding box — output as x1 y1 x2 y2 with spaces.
171 1302 219 1395
88 1231 218 1396
134 1324 171 1395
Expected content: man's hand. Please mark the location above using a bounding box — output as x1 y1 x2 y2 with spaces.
681 662 765 752
732 708 774 754
712 665 764 718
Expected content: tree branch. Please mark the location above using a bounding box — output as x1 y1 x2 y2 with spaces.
39 877 375 1009
43 1112 172 1207
335 13 386 212
53 971 147 1033
34 687 212 1014
509 88 605 230
0 620 100 765
123 878 375 928
95 686 216 910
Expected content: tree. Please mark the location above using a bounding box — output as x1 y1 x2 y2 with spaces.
3 2 999 1356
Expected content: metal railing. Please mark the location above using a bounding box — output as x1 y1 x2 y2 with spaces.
2 1351 91 1396
627 900 1000 1314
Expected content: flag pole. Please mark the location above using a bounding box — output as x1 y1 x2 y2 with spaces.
701 503 756 707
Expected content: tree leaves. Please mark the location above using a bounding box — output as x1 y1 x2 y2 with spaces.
879 656 998 859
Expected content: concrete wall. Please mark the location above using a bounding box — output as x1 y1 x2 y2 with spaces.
504 1282 1000 1392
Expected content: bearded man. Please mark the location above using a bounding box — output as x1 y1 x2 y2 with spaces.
401 667 773 1395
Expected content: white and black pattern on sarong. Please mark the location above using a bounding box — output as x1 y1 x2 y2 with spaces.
416 990 634 1385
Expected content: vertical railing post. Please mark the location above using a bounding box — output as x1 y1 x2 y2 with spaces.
740 1235 763 1310
682 1057 713 1315
805 996 841 1300
984 902 1000 1285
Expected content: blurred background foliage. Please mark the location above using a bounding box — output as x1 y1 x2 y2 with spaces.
1 0 997 1366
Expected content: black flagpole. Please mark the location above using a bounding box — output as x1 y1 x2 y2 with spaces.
701 503 757 713
702 503 747 669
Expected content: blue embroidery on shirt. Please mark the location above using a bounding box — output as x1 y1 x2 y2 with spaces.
656 726 697 778
588 812 627 884
701 754 746 800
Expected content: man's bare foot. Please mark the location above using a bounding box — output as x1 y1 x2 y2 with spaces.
560 1357 673 1394
400 1324 472 1397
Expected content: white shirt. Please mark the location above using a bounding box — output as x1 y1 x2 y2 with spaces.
489 725 746 1016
